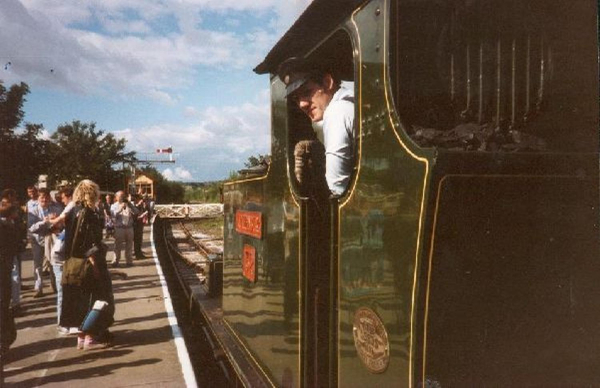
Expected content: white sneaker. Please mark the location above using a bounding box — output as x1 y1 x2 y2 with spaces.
57 326 69 335
68 327 82 335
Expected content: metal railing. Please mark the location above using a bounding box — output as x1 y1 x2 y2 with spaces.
154 203 223 219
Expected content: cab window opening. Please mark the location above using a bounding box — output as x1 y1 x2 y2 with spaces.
283 30 356 199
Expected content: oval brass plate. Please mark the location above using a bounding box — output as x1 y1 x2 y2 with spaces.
352 307 390 373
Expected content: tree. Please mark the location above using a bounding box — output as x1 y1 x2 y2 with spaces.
0 82 29 138
49 121 135 190
244 153 269 168
0 81 51 194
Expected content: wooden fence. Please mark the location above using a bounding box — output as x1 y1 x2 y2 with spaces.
154 203 223 219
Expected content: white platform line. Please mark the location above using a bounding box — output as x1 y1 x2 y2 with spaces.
150 222 198 388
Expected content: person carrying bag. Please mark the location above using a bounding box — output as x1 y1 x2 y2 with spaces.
51 180 115 350
62 208 95 287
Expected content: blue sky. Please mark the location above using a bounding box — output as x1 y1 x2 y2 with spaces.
0 0 312 182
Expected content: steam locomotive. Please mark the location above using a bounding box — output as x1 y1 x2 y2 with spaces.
217 0 600 386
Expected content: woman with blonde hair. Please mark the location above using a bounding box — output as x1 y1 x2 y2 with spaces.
58 179 114 350
72 179 99 207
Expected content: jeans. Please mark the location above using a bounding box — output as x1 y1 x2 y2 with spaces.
31 239 44 291
52 264 63 325
11 254 21 307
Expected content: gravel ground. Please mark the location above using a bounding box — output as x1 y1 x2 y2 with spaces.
183 218 223 240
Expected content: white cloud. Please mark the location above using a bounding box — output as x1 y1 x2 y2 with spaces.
39 129 52 140
101 17 152 36
271 0 313 34
122 89 270 153
4 0 314 180
114 89 271 180
162 166 194 181
184 106 200 118
4 0 312 99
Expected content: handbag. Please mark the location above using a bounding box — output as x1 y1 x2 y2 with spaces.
61 208 94 287
61 257 93 286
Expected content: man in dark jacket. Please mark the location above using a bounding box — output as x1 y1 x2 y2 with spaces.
0 204 19 353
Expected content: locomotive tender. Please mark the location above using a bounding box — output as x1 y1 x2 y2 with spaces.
219 0 600 386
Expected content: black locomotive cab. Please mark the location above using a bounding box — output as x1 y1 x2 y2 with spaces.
221 0 600 387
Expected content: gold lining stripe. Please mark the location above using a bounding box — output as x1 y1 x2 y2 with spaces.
422 173 582 382
380 1 431 387
222 69 302 383
189 302 251 386
339 10 363 209
222 317 277 387
335 5 366 382
297 200 303 387
222 163 270 186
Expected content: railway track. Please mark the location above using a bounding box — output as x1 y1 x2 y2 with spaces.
153 217 234 387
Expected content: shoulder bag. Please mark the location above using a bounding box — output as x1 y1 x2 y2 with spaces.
61 208 94 287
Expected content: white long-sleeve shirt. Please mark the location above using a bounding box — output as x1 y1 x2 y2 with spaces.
320 82 355 196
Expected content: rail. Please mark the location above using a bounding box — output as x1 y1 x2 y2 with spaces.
154 203 223 219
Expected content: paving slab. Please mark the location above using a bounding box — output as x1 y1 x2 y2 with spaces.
5 225 191 387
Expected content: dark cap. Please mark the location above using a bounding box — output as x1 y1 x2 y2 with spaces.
278 57 314 97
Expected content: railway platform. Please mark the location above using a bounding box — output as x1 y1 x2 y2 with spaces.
4 225 195 387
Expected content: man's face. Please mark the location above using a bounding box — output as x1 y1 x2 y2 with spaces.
38 193 50 209
61 194 71 206
291 75 335 123
1 198 10 208
27 188 37 199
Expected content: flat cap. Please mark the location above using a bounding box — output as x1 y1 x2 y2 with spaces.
277 57 314 97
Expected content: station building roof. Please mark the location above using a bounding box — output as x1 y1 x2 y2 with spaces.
135 174 153 184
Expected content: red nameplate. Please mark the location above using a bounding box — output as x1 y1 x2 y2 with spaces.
242 244 256 282
235 210 262 239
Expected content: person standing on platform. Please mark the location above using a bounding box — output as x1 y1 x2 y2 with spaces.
0 204 19 355
26 186 48 297
29 189 62 298
50 187 74 334
133 194 148 259
1 190 26 315
58 180 114 349
101 194 114 239
110 191 138 267
25 186 46 296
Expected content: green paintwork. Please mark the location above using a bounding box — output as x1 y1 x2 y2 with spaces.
223 77 301 387
222 0 600 386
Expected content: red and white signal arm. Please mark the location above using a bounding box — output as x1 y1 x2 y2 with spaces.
156 147 173 154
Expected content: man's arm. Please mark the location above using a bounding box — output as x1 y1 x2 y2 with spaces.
128 201 140 215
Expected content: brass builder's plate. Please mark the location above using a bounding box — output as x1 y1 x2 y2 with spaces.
352 307 390 373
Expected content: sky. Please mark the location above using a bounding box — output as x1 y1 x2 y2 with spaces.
0 0 313 182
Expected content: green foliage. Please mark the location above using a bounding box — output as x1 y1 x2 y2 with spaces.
244 153 269 168
0 82 30 138
49 120 135 190
0 81 52 194
0 80 191 205
183 181 223 203
155 180 185 204
227 170 240 181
